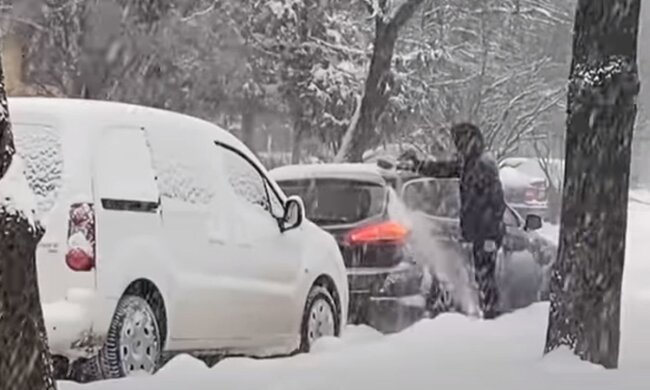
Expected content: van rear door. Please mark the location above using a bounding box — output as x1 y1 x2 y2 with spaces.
11 121 82 303
93 126 162 297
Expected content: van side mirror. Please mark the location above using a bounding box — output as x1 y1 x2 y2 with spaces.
281 195 305 232
524 214 543 231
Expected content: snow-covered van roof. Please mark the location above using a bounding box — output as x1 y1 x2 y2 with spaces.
269 163 388 186
7 97 244 149
6 97 266 218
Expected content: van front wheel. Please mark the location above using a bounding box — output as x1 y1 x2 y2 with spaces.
299 286 339 353
98 295 163 378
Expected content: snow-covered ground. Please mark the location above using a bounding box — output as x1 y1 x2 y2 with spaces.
60 199 650 390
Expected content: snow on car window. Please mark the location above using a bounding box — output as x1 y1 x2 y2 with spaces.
278 179 386 225
95 127 159 202
145 126 219 205
11 123 63 218
220 147 269 211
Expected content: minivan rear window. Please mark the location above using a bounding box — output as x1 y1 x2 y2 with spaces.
278 179 386 225
12 123 64 218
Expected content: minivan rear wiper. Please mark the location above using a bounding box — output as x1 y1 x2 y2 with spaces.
310 217 350 225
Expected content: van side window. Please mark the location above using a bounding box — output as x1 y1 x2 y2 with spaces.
220 147 270 211
145 127 219 205
12 123 64 218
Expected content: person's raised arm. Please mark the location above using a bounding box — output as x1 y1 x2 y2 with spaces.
415 158 462 178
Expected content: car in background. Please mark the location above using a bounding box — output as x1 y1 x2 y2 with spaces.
499 165 548 220
270 164 429 333
10 97 349 381
500 157 565 221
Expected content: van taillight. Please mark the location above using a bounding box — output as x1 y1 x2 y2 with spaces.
524 188 537 203
346 221 409 245
525 185 546 203
66 203 96 272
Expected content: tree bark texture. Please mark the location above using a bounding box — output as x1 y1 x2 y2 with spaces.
0 57 56 390
241 102 257 152
337 0 424 162
291 113 309 164
544 0 641 369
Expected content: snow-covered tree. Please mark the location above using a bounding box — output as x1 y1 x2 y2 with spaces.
335 0 426 162
0 52 56 390
544 0 641 369
388 0 571 161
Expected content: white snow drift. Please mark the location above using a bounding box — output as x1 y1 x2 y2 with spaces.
58 199 650 389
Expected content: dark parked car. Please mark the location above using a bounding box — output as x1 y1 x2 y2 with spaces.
270 163 557 329
270 164 428 333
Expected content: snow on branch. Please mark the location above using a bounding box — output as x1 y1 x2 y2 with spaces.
390 0 425 28
362 0 424 28
571 55 640 108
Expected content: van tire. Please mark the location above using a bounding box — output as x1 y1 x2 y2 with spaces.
299 286 339 353
98 295 163 379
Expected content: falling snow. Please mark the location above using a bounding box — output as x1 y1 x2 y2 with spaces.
1 0 650 389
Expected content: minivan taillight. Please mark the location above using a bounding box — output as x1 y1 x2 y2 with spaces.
346 221 409 245
66 203 96 272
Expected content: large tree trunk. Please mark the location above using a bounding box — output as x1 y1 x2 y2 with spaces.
0 57 56 390
335 0 424 162
338 22 397 163
544 0 641 369
241 103 257 151
291 115 308 165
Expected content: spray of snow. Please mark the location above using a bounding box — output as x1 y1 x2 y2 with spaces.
384 187 480 315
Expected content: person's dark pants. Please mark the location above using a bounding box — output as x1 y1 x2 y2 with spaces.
472 240 500 319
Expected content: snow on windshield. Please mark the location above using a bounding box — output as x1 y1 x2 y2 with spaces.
278 178 387 224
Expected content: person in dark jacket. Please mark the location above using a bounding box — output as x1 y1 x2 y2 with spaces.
398 123 506 319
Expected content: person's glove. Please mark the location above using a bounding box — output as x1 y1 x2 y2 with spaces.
396 148 421 171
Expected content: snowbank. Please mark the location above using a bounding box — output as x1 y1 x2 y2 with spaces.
630 189 650 205
61 304 650 390
538 222 560 244
59 203 650 390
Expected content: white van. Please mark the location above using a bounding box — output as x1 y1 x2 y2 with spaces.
9 97 348 379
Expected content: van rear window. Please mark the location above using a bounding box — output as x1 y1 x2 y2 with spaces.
12 123 64 218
